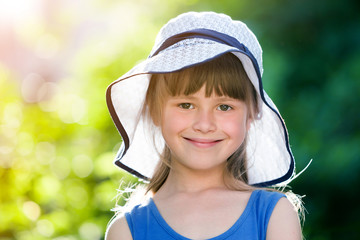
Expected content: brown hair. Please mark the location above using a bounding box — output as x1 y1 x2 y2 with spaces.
144 52 259 193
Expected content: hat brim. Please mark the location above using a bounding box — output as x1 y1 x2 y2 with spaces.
107 40 295 187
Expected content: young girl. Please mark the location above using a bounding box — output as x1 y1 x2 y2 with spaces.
105 12 302 240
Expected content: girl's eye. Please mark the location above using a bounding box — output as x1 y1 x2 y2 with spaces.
178 103 194 109
217 104 232 111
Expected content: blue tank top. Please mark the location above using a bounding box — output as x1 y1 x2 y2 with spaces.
125 190 285 240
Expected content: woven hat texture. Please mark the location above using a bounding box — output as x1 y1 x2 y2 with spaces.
106 12 295 186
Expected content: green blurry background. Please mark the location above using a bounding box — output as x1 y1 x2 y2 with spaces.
0 0 359 239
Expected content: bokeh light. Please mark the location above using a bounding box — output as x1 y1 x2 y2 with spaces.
0 0 359 239
23 201 41 221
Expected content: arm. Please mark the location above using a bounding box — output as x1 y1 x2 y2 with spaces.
105 215 133 240
266 197 302 240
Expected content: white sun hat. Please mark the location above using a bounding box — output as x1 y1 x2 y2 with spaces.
106 11 295 187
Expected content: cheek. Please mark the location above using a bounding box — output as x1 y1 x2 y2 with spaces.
220 115 248 140
161 110 188 136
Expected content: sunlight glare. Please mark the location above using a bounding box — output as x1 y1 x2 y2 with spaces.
0 0 40 23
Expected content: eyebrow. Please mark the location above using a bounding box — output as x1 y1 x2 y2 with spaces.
171 95 238 102
215 96 237 101
171 95 196 100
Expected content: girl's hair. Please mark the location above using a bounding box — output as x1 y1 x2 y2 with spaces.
116 53 304 225
143 52 259 193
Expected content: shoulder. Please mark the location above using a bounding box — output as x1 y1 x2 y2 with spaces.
266 197 302 240
251 189 285 212
105 199 153 240
105 214 133 240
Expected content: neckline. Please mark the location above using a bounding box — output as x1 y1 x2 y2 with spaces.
149 190 260 240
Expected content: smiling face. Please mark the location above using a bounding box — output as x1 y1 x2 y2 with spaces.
161 85 250 173
144 53 259 189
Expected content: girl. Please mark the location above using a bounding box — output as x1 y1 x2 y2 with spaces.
105 12 302 240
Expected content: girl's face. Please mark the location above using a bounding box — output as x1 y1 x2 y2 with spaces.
161 85 251 174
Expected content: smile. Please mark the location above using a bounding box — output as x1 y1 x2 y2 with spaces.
183 137 222 148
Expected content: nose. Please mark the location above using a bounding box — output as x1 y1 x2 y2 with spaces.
192 109 216 133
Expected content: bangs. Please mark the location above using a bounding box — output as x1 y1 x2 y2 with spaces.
162 52 252 101
146 52 259 123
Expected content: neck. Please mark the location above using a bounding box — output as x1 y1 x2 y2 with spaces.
156 163 228 198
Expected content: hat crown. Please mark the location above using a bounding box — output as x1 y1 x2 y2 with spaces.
150 12 263 75
107 11 295 187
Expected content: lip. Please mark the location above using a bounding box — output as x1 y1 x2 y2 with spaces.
183 137 222 148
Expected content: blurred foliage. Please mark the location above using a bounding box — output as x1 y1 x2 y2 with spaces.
0 0 359 239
